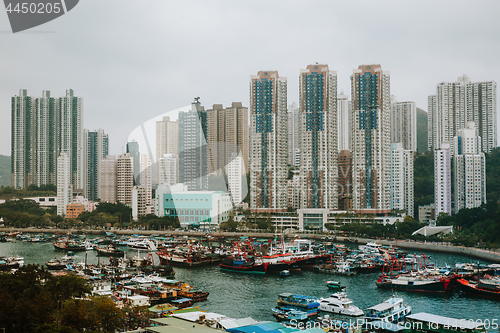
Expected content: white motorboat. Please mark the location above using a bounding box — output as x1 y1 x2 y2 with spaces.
318 292 364 316
364 296 411 322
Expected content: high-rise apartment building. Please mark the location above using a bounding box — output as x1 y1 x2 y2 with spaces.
56 152 72 216
156 116 178 183
11 89 35 189
100 155 117 203
158 154 178 186
117 153 133 205
337 92 350 151
226 152 245 205
127 141 141 185
453 122 486 213
299 64 338 209
178 98 209 191
140 153 153 206
11 89 84 190
132 186 146 220
287 102 300 166
84 129 108 201
434 143 451 215
351 65 391 212
391 99 417 151
36 90 58 186
428 75 497 153
249 71 288 212
206 102 249 175
58 89 84 189
390 143 414 217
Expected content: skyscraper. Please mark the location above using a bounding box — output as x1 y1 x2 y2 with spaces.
178 98 209 191
351 65 391 212
434 143 451 215
391 99 417 151
155 116 178 183
100 155 117 203
453 122 486 213
299 64 338 209
206 102 249 175
158 154 178 186
58 89 84 189
36 91 58 186
117 153 133 205
226 152 245 205
11 89 84 190
390 143 414 217
126 141 141 185
84 129 108 201
337 92 350 151
140 153 152 206
428 75 497 153
11 89 35 189
249 71 287 212
56 152 72 216
287 102 300 166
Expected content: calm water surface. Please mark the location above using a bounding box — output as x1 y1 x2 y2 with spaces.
1 238 499 323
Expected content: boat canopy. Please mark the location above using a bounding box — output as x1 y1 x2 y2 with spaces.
367 302 396 312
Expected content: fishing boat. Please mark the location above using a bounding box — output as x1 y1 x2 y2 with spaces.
219 242 268 274
45 258 67 270
375 274 452 293
318 292 364 316
364 296 411 322
0 256 23 271
96 244 125 256
276 293 320 317
326 281 345 291
457 278 500 299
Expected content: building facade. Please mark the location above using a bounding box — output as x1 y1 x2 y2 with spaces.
11 89 83 190
428 75 497 153
117 153 133 206
56 152 72 216
299 64 338 210
140 153 152 206
206 102 249 176
249 71 288 212
287 102 300 166
434 143 451 215
338 150 352 210
351 65 391 212
226 152 245 205
453 122 486 213
158 154 178 186
100 155 117 203
337 92 350 151
84 129 109 201
156 184 233 229
178 98 209 191
126 141 141 185
390 143 414 217
391 99 417 151
155 116 178 183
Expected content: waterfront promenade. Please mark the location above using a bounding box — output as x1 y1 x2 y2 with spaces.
2 227 500 263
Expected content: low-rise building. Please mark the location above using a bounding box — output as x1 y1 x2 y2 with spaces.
156 184 233 229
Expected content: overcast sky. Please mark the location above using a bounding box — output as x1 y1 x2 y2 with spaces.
1 0 499 156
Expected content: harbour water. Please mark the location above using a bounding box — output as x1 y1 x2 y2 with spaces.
1 238 499 323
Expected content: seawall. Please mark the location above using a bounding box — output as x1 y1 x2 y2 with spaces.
2 227 500 263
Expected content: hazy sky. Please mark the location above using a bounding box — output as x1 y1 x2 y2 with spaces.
1 1 499 156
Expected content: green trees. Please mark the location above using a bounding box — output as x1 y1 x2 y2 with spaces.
0 265 125 333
